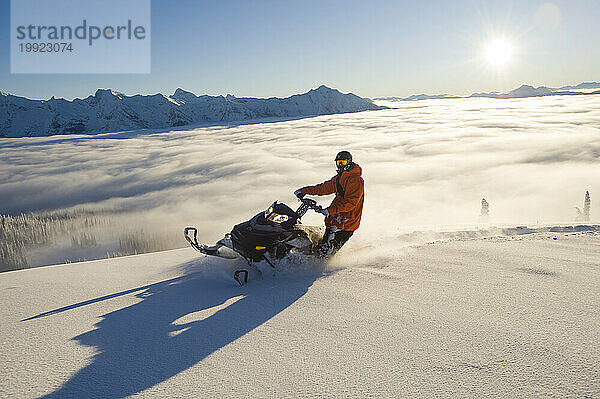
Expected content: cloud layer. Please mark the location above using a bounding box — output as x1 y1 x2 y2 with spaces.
1 95 599 248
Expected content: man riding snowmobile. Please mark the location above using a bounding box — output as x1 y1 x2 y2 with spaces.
295 150 364 257
183 150 364 285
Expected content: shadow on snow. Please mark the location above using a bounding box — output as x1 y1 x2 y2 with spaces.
25 259 320 398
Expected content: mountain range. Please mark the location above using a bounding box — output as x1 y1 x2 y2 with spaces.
0 85 383 138
376 82 600 102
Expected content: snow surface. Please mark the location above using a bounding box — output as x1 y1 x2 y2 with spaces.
0 85 382 137
1 231 599 398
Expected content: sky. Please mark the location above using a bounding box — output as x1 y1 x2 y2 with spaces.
0 0 599 99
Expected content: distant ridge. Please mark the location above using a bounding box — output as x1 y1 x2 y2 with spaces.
374 93 460 101
376 81 600 102
0 85 384 138
557 82 600 90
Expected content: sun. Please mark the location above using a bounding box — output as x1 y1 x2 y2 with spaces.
484 39 513 67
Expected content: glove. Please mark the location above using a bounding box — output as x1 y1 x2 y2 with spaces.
294 189 305 199
314 205 329 216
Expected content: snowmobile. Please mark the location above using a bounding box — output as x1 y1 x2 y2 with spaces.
184 197 326 286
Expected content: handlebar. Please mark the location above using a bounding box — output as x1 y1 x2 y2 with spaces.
295 197 323 218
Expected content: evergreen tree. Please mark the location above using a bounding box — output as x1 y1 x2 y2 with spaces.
583 191 591 221
480 198 489 217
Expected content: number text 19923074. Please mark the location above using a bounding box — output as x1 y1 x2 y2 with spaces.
19 42 73 52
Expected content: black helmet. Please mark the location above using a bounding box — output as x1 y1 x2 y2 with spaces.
335 150 353 172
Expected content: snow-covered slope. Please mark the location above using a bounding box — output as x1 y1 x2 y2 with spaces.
1 232 599 398
0 86 382 137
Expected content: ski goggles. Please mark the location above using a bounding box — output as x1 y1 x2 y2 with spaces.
336 159 350 166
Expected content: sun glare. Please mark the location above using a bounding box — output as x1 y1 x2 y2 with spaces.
484 39 513 67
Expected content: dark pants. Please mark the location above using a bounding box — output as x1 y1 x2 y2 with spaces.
315 228 354 258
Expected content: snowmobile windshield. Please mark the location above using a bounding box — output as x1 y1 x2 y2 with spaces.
263 202 299 229
264 202 289 223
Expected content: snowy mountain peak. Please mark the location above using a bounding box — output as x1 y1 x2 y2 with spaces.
508 85 553 97
375 93 459 101
94 89 124 99
312 85 339 94
380 81 600 103
558 81 600 90
469 84 567 99
0 86 384 137
172 88 197 101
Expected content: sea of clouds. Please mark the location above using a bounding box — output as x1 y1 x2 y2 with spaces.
1 94 599 266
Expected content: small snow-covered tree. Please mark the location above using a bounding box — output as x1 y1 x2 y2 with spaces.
575 191 591 222
583 191 591 221
480 198 489 217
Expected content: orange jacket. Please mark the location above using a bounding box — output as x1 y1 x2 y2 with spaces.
300 163 364 231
